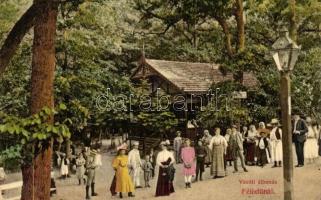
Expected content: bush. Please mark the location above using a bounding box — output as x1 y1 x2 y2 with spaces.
0 145 22 172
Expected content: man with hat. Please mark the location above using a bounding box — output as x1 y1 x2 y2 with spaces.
128 141 142 188
292 113 308 167
230 125 248 173
85 149 98 200
270 118 283 167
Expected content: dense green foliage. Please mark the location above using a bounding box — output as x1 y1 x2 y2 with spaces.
0 0 321 152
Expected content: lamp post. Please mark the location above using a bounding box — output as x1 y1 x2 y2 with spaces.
270 27 301 200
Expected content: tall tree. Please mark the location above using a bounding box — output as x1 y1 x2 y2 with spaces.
289 0 297 41
21 0 58 199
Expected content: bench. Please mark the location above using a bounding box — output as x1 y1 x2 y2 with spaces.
0 181 56 200
0 181 22 200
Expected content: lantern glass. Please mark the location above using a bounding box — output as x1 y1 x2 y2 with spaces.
271 48 290 71
271 29 301 72
288 46 300 71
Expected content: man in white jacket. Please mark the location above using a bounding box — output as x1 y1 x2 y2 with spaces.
270 119 283 167
128 141 142 188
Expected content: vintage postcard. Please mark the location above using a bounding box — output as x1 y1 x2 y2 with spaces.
0 0 321 200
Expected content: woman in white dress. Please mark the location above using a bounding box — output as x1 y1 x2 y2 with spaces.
60 154 70 179
304 117 319 163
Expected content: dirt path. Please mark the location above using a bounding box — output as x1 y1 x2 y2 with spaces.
2 139 321 200
51 150 321 200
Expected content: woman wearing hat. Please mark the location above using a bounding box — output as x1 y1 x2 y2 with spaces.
112 143 135 198
155 140 175 197
304 117 319 163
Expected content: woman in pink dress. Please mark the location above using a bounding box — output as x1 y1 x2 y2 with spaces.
181 139 196 188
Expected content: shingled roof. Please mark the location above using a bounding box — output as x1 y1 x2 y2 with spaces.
132 58 258 93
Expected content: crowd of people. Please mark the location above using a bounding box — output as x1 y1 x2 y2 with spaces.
53 143 103 199
49 113 321 199
108 113 321 199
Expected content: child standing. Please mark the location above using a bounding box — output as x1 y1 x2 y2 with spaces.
60 154 70 179
257 132 270 168
142 155 153 187
194 140 207 181
149 148 156 178
76 152 86 185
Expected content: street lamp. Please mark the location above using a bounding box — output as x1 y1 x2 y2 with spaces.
270 27 301 200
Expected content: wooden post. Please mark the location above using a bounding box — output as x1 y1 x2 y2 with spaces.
280 72 294 200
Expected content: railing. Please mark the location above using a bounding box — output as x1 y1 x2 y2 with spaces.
0 181 22 200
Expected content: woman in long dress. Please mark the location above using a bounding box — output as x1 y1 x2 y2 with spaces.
224 128 233 167
60 154 69 179
155 140 175 197
245 125 257 165
210 128 228 178
181 139 196 188
318 124 321 170
304 117 319 163
112 143 135 198
202 130 212 167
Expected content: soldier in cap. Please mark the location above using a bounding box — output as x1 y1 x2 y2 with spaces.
85 149 98 200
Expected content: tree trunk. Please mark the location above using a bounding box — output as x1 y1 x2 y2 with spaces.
216 17 234 57
21 1 58 200
289 0 297 41
0 3 40 75
66 138 71 159
235 0 245 52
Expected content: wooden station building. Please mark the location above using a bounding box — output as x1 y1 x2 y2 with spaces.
129 55 257 152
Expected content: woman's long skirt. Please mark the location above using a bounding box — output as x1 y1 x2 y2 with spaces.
155 167 175 196
211 145 226 177
245 142 256 163
204 146 212 166
319 139 321 156
76 166 85 180
225 145 233 161
304 138 319 159
110 175 117 196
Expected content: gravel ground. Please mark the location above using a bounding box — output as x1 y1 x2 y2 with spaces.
2 140 321 200
50 149 321 200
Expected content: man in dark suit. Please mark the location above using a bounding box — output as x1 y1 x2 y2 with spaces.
292 114 308 167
